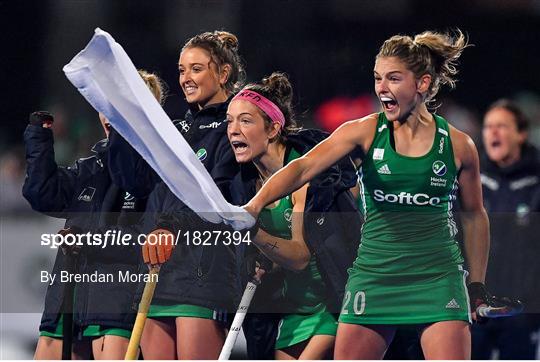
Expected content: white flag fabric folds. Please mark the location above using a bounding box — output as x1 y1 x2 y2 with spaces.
62 28 254 230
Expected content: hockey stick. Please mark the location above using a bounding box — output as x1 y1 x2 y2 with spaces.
476 296 524 318
124 265 160 360
218 270 264 360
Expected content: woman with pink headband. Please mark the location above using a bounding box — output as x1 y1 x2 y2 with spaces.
227 72 361 359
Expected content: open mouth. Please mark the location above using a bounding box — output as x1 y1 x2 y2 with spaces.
380 96 398 112
490 140 502 149
231 140 248 153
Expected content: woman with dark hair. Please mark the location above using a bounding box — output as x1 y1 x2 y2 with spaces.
227 72 361 359
472 99 540 359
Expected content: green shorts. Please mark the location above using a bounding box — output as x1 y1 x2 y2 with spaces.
275 305 338 350
148 304 217 320
339 261 471 325
39 315 131 339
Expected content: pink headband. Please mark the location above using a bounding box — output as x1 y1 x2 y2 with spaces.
232 90 286 128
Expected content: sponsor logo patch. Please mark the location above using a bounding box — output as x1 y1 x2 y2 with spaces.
373 189 440 206
123 192 136 210
445 298 460 309
199 120 224 129
377 164 391 174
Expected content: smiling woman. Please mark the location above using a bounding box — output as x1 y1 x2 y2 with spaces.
178 31 245 110
121 31 249 361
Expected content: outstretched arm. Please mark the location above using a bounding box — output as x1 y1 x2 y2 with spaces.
246 115 376 217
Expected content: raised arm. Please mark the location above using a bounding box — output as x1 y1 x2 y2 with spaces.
246 115 377 216
22 123 81 215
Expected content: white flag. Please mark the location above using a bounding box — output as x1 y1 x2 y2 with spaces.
63 28 254 230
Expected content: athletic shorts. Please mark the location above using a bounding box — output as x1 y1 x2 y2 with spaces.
39 314 131 339
275 305 338 350
339 263 471 325
148 303 228 324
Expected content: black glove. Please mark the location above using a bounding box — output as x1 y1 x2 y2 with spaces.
467 282 492 323
29 111 54 127
243 250 272 280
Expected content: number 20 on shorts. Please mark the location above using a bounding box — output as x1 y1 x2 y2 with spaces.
341 290 366 315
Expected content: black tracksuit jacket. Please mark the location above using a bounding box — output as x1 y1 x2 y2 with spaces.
107 99 242 312
23 124 145 333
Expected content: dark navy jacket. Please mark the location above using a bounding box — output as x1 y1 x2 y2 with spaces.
22 124 144 333
480 144 540 312
107 100 242 312
108 100 237 201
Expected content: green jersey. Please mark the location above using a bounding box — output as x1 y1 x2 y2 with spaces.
359 112 461 254
259 147 338 348
259 148 326 313
340 113 470 325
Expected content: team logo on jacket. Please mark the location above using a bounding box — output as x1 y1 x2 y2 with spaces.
432 160 447 176
196 148 207 161
78 187 96 202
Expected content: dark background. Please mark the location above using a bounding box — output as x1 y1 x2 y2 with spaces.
0 0 539 358
2 0 540 161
